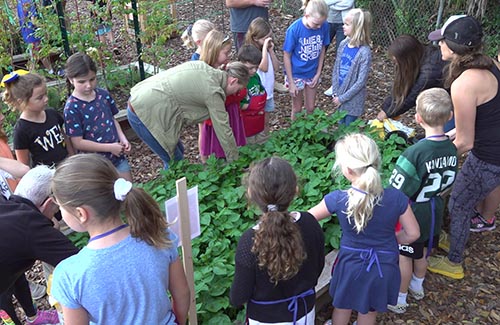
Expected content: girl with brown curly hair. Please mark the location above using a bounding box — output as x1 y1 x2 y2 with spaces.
230 157 325 324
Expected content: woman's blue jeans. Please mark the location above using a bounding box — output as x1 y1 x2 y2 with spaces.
127 106 184 169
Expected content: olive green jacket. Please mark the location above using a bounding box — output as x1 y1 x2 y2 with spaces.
130 61 238 161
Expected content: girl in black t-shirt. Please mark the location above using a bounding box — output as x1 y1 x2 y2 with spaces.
2 71 73 167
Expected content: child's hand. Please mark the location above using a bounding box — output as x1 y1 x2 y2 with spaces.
255 0 271 8
264 37 274 50
109 142 124 157
121 139 131 153
288 83 298 97
310 73 321 88
332 95 341 108
376 110 387 121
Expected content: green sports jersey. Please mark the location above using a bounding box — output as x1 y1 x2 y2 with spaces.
389 138 458 242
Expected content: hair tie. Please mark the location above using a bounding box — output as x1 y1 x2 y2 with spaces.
267 204 278 212
365 164 373 169
1 69 29 87
114 178 132 201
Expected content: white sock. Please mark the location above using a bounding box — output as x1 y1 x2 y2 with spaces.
409 273 425 291
397 292 407 305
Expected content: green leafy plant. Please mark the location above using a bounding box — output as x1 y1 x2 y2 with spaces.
66 109 408 322
135 109 407 323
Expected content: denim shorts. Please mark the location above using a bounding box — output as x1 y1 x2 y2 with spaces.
114 157 131 173
264 97 275 113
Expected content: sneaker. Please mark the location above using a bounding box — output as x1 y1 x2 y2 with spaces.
387 303 408 314
29 281 47 300
470 214 496 232
26 310 59 325
438 230 450 253
408 286 425 300
427 256 464 279
274 82 288 93
324 86 333 96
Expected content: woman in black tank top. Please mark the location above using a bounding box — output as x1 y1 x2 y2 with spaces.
425 15 500 280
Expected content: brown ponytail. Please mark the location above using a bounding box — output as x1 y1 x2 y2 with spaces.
124 187 171 248
245 157 306 283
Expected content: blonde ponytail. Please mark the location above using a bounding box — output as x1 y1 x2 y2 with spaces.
334 134 383 233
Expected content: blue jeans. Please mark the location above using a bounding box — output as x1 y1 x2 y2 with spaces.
127 106 184 169
339 114 358 126
329 22 346 51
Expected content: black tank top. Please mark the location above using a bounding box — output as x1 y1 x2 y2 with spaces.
471 64 500 166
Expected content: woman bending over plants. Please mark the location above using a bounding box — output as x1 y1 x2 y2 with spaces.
230 156 325 324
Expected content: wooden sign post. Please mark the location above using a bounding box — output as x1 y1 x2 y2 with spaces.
175 177 198 324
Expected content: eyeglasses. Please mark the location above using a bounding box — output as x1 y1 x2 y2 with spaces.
223 35 231 44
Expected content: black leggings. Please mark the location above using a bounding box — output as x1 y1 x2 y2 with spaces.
0 274 36 325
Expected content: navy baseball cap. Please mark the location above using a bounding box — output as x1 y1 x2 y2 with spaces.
428 15 483 46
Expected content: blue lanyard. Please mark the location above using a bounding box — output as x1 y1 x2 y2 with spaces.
88 224 129 243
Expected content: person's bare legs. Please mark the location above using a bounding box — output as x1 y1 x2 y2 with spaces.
357 311 377 325
414 249 428 278
332 308 351 325
304 85 317 114
263 112 270 135
291 90 304 120
399 255 412 295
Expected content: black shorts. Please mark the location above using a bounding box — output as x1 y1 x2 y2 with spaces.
399 234 439 259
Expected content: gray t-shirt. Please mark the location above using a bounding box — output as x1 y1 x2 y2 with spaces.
229 6 268 33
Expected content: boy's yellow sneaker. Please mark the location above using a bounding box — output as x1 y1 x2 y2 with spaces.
427 256 464 279
438 231 450 253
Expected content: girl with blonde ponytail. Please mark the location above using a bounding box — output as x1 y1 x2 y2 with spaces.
230 157 325 324
50 154 190 325
309 133 419 325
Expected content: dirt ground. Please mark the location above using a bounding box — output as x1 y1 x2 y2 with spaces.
20 2 500 325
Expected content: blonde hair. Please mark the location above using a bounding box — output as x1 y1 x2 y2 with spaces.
416 88 452 127
245 17 272 49
302 0 328 18
2 73 45 112
245 157 306 283
347 8 372 47
181 19 215 49
52 154 172 249
200 30 232 67
334 134 383 233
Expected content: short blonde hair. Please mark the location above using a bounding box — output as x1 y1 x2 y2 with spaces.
347 8 372 47
302 0 328 18
200 30 232 67
416 88 453 127
181 19 215 49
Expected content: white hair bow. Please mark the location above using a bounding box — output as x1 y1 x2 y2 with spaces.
114 178 132 201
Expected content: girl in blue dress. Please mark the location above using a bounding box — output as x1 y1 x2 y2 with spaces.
309 133 420 325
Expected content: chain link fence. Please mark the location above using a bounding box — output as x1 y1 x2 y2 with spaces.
277 0 499 54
